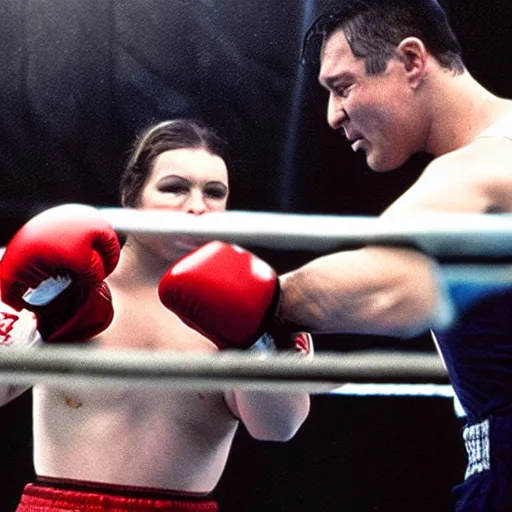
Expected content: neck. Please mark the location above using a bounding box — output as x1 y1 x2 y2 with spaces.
110 236 186 288
423 69 507 156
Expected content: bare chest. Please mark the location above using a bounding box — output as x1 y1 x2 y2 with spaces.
94 284 216 352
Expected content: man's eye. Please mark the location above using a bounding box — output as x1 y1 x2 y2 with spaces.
336 85 350 97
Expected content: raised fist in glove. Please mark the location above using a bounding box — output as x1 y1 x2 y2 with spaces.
0 204 121 343
158 240 309 351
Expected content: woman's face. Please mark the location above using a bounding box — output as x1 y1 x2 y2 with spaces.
131 147 229 260
138 147 229 213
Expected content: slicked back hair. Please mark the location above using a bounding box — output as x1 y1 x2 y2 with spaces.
301 0 464 75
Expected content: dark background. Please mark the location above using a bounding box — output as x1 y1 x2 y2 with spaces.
0 0 511 510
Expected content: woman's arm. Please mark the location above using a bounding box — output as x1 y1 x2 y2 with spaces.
224 389 310 441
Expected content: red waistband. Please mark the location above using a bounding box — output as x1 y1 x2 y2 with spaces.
17 482 219 511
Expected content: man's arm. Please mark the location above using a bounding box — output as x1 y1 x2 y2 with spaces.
278 139 512 338
278 245 440 338
156 138 512 343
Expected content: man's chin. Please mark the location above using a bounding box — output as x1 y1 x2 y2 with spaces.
366 153 401 172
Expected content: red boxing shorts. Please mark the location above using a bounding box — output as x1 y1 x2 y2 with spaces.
16 480 219 511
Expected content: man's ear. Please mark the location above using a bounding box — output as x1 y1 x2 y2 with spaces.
396 37 428 89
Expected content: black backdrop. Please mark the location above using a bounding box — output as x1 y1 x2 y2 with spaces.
0 0 511 510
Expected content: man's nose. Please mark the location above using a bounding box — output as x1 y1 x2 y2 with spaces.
327 94 348 129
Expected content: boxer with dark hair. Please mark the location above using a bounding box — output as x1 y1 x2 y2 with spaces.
160 2 512 510
0 118 311 512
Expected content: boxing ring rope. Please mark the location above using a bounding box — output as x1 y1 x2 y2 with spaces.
100 208 512 287
101 208 512 259
0 347 448 393
2 206 512 396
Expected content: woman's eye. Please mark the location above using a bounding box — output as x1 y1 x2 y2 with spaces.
161 185 188 195
205 187 227 199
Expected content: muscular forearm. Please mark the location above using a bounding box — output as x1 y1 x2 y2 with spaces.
277 246 442 338
227 390 310 441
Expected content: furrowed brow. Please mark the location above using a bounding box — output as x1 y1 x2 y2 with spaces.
319 71 353 90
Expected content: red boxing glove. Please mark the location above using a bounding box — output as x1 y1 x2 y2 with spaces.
158 241 280 349
0 204 121 343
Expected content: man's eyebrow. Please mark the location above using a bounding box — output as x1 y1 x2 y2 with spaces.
319 72 353 88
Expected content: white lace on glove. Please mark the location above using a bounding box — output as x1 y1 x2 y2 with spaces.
249 331 313 356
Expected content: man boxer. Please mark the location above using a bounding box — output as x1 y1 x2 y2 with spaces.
0 119 311 511
157 2 512 510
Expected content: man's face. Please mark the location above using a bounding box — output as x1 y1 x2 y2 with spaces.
318 29 425 171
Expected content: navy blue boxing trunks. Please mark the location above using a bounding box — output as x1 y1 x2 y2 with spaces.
452 414 512 511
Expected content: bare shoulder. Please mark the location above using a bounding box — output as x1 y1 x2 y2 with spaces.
437 137 512 178
384 138 512 215
433 137 512 211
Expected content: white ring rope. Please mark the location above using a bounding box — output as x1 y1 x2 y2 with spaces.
101 208 512 259
0 348 448 393
332 383 454 398
3 207 507 396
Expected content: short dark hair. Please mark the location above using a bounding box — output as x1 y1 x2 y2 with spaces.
302 0 464 75
120 118 229 207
